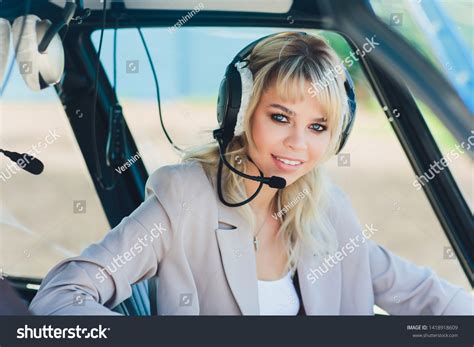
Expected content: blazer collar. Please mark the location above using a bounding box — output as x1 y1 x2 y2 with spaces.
208 166 341 315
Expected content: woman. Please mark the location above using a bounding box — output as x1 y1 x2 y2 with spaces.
30 32 473 315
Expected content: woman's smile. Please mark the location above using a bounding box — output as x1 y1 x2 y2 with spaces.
271 154 305 171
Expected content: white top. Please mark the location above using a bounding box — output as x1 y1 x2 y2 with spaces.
258 271 300 315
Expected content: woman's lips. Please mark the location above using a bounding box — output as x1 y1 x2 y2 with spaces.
271 154 304 171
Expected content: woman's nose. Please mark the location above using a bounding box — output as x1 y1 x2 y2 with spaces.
283 127 307 151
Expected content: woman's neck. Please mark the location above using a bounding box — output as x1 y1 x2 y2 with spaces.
243 166 278 218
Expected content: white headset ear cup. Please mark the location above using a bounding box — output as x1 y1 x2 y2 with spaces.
234 62 254 136
0 18 11 86
12 15 64 91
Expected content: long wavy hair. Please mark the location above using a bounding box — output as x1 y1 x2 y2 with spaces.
182 32 350 275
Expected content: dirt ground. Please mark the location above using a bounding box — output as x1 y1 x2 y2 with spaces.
0 100 472 296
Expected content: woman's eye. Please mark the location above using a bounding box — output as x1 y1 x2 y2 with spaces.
271 114 289 123
310 123 327 132
271 113 327 132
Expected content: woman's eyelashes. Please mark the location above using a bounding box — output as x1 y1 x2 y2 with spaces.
309 123 327 132
270 113 327 132
271 113 289 123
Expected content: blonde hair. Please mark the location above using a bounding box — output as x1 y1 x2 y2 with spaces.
182 32 349 275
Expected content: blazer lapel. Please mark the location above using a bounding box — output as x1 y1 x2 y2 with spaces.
297 246 341 315
215 225 260 315
212 185 260 315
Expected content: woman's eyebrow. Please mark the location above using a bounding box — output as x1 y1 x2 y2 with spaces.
268 103 327 122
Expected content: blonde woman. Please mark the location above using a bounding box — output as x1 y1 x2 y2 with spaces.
30 32 473 316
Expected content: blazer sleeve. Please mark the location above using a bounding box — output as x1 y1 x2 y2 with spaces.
368 240 474 315
29 165 184 315
331 183 473 315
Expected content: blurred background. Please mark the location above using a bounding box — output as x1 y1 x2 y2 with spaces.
0 0 472 303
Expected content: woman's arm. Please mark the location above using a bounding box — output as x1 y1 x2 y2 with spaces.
29 166 182 315
368 240 474 315
330 183 473 315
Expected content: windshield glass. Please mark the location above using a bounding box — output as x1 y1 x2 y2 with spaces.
370 0 473 112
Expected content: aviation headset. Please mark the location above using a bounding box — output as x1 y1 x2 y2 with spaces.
212 32 357 207
213 31 357 155
0 0 83 175
7 0 80 91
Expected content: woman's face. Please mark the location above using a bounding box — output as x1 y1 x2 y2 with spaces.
247 80 331 186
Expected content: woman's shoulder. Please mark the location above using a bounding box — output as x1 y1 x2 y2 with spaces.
147 160 205 181
144 160 212 199
325 180 353 215
324 180 366 241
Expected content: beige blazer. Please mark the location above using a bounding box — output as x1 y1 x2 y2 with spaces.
30 161 473 315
